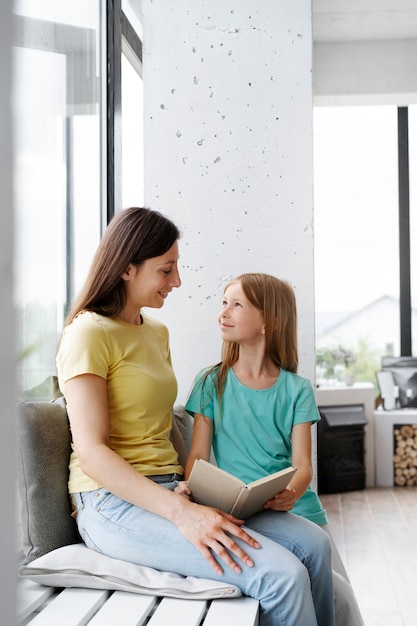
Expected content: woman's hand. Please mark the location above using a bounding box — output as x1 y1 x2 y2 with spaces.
264 486 297 511
174 499 260 576
174 481 259 574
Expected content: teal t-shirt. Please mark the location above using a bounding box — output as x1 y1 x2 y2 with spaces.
185 367 327 525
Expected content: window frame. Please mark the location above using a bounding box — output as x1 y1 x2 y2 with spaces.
106 0 142 221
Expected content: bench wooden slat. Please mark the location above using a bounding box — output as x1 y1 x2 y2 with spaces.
18 580 260 625
87 591 157 626
17 579 55 623
147 597 208 626
27 588 110 625
203 596 260 626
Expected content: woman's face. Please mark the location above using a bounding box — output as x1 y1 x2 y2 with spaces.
123 241 181 310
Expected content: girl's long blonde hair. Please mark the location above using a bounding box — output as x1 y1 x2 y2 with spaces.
201 273 298 413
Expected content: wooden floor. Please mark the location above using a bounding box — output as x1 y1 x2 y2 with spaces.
320 487 417 626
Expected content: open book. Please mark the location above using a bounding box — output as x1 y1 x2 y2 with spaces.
188 459 297 519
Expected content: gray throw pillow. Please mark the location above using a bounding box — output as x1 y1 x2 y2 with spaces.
17 400 193 566
173 405 193 452
17 398 81 564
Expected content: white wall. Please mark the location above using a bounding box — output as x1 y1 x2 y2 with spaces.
0 1 17 623
142 0 315 403
314 39 417 105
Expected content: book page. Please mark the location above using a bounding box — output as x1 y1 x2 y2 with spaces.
187 459 244 513
188 460 297 518
231 467 298 518
248 466 297 489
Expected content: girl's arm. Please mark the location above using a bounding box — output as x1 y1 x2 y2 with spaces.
184 413 213 479
264 421 314 511
65 374 260 575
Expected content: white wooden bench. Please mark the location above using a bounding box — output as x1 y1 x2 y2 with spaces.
18 578 260 625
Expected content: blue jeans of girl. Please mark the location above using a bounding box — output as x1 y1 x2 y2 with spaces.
72 484 334 626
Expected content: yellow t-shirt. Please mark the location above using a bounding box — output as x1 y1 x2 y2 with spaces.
56 311 182 493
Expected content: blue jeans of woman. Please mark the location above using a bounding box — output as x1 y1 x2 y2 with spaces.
72 483 334 626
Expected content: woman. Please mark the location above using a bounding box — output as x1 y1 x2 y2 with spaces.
56 209 334 626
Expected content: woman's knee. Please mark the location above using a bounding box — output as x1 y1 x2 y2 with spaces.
244 545 310 599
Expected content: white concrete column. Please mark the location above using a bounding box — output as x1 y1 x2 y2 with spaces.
142 0 314 402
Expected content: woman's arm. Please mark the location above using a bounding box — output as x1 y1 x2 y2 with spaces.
184 413 213 479
65 374 259 574
264 422 314 511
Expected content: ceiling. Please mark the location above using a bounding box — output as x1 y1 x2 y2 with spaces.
129 1 417 45
312 0 417 43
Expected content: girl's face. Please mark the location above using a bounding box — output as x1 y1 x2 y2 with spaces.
218 281 265 344
123 241 181 310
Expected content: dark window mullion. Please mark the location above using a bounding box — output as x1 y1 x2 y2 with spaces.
107 0 122 222
398 107 412 356
65 116 73 317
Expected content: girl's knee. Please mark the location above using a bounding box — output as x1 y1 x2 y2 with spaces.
312 524 332 560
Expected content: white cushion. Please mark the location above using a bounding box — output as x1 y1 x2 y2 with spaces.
19 544 241 600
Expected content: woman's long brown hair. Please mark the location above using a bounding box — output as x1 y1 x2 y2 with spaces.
65 207 180 326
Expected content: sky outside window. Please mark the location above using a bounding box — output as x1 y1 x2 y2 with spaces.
314 105 399 316
313 105 407 373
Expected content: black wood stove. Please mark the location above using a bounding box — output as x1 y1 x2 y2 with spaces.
317 404 367 494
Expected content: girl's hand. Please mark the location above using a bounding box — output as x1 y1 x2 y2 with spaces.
174 500 261 575
174 480 191 499
264 486 297 511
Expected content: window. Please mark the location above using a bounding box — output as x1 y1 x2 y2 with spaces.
13 1 104 397
13 1 144 398
313 105 416 387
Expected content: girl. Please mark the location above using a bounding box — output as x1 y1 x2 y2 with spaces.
182 273 363 626
56 212 334 626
